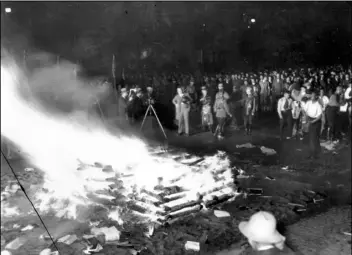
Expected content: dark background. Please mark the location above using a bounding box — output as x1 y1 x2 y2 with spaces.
1 2 352 76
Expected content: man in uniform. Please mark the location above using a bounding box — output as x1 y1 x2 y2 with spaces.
213 83 232 139
200 86 213 132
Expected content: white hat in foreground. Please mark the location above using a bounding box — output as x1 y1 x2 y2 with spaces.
238 211 285 244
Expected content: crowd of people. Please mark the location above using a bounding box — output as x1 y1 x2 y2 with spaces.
114 66 351 157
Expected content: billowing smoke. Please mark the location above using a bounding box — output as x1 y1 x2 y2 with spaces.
14 51 109 117
1 51 152 218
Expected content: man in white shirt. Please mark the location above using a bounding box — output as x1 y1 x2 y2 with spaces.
303 90 323 159
277 90 293 140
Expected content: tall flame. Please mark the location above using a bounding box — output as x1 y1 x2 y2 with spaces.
1 56 233 223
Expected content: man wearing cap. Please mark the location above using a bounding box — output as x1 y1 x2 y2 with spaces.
242 86 256 135
236 211 294 254
303 90 323 159
172 87 192 136
277 90 293 140
229 85 242 130
200 86 214 132
213 83 232 139
272 73 284 109
186 78 198 111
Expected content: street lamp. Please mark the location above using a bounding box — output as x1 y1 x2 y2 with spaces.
250 18 256 23
5 7 11 13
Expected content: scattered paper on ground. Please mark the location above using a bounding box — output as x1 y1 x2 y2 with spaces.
91 226 120 242
260 146 277 156
236 143 255 149
214 210 231 218
320 141 336 151
185 241 200 251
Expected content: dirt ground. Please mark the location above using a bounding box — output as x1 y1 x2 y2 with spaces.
1 112 351 254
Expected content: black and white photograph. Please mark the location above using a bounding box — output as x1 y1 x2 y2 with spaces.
1 1 351 254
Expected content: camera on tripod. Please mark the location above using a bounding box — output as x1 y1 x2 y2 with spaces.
147 96 154 105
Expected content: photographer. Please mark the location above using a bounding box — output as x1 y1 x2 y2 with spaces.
117 88 129 124
143 86 156 107
127 89 137 124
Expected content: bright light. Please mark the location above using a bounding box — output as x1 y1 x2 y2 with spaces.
251 18 256 23
5 7 11 13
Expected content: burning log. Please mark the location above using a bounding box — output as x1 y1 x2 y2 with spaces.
139 193 162 206
203 187 236 207
168 204 202 218
142 189 164 201
163 191 189 202
132 200 164 214
160 196 200 212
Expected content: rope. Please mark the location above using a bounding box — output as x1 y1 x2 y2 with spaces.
1 150 60 253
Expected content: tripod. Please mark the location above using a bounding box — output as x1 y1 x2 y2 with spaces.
140 103 168 141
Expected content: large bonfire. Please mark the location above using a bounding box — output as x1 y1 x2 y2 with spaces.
1 56 241 230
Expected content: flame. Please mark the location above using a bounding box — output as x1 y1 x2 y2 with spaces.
1 57 235 225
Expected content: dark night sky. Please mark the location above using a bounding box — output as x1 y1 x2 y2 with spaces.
1 2 352 73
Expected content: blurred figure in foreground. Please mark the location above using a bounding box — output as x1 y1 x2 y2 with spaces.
216 211 295 255
237 211 291 254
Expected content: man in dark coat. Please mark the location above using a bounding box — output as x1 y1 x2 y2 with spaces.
117 87 129 125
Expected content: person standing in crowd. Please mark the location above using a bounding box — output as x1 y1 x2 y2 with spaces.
277 90 293 140
319 73 326 90
127 89 136 124
318 89 329 137
326 86 343 141
259 76 270 112
252 82 260 118
186 78 198 110
303 90 323 159
291 99 302 140
172 86 192 136
229 85 242 130
118 88 129 124
272 73 284 110
213 83 232 139
134 88 145 122
267 75 274 111
242 86 256 135
199 86 214 132
345 82 352 136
